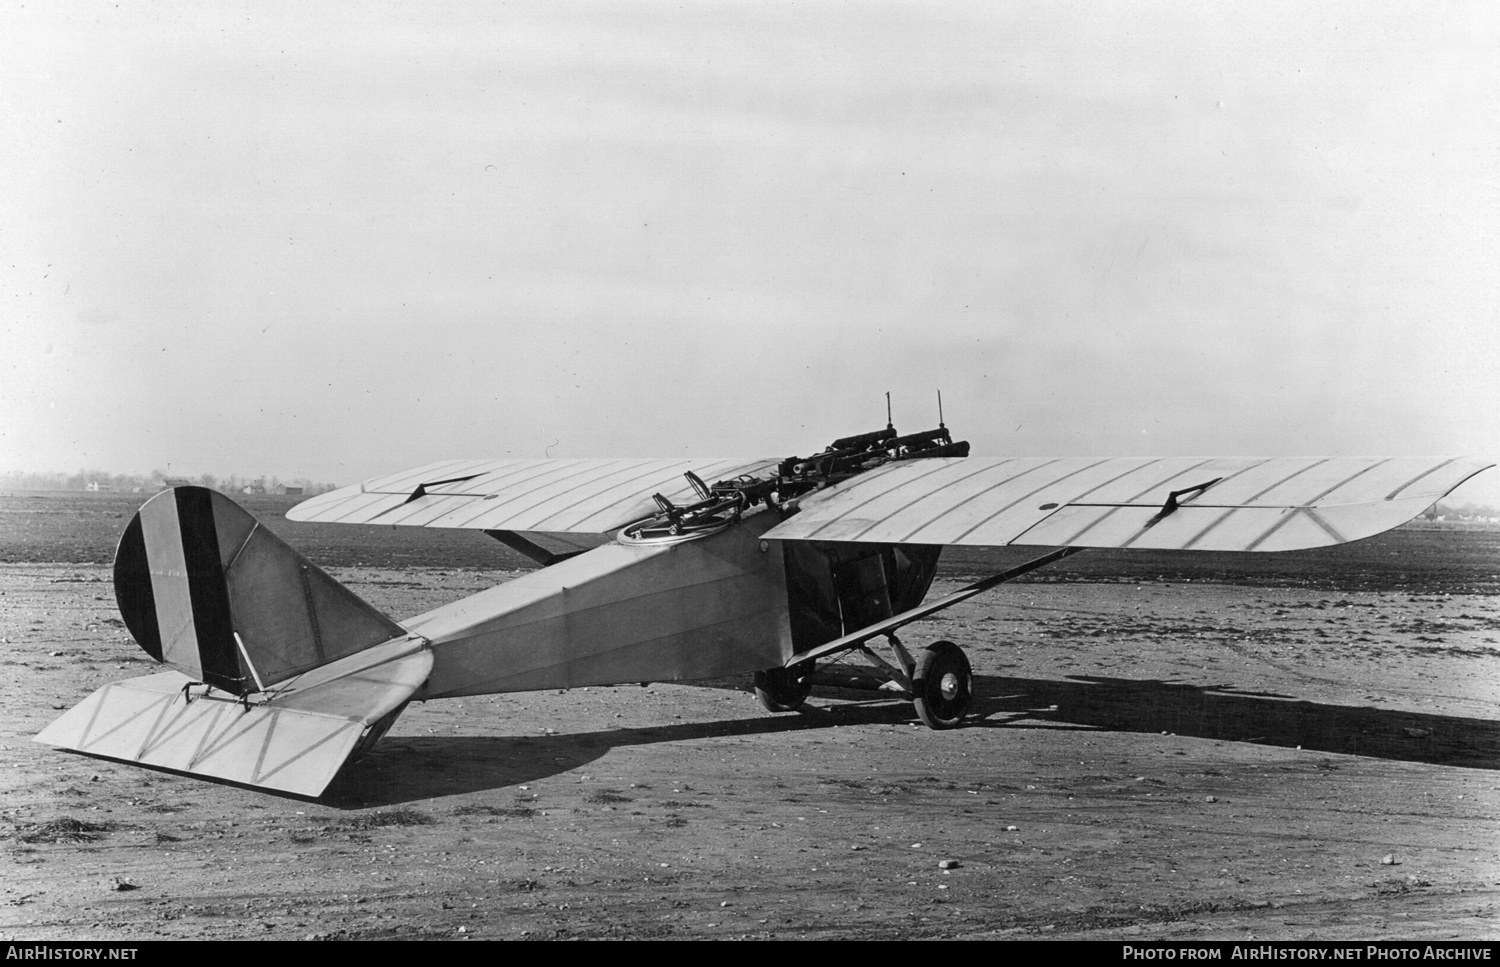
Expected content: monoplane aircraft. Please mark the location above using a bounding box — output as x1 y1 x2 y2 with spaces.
36 420 1491 796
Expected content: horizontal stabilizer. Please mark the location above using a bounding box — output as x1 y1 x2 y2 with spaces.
35 637 431 797
762 456 1492 551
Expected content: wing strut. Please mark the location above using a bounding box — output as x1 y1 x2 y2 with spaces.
791 545 1088 667
484 530 589 567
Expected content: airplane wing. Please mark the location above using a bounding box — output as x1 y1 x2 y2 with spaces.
759 456 1492 552
291 454 1490 553
287 457 781 533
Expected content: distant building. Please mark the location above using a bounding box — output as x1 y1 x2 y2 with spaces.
283 486 304 496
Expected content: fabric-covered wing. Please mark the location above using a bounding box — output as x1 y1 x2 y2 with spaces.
287 458 780 534
760 456 1491 552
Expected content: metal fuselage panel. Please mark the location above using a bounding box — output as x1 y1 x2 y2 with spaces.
405 513 794 698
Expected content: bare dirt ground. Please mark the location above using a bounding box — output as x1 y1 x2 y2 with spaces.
2 493 1499 940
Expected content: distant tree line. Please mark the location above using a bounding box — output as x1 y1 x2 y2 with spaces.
0 469 339 495
1432 500 1500 521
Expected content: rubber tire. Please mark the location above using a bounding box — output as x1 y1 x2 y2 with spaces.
912 641 972 730
754 662 814 713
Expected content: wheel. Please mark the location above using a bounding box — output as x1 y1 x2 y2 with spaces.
754 661 814 713
912 641 972 730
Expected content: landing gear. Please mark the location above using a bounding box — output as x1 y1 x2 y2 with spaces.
753 661 815 713
912 640 972 730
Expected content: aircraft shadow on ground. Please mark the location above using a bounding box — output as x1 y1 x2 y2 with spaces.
325 701 916 807
973 673 1500 772
325 672 1500 807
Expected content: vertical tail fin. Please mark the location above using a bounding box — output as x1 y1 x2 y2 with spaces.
114 486 407 694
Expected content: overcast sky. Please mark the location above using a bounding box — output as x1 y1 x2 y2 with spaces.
4 2 1497 503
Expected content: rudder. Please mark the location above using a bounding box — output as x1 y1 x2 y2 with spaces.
115 486 407 694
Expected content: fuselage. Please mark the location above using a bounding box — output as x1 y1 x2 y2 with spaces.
402 508 941 699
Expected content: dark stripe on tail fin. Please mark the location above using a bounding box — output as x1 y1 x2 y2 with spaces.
174 487 243 692
113 513 162 662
